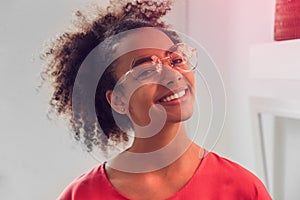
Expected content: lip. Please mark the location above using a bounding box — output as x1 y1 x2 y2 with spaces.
155 87 191 106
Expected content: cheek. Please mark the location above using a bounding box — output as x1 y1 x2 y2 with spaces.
126 86 157 126
183 72 195 88
127 86 155 108
121 83 156 111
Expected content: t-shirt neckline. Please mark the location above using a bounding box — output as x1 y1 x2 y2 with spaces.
100 149 210 199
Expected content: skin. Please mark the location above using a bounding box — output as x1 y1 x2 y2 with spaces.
105 28 202 200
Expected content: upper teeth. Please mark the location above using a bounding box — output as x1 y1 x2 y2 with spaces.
161 90 186 102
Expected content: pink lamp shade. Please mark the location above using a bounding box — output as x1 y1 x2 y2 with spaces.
274 0 300 41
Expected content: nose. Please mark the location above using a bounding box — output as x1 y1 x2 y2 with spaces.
160 65 183 86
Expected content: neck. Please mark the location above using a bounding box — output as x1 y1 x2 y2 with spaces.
107 122 199 173
128 122 187 153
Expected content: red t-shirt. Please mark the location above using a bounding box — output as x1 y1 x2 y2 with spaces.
57 152 271 200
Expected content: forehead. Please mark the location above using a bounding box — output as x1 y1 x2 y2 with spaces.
115 27 175 55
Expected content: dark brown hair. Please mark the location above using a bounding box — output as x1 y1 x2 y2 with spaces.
41 0 181 153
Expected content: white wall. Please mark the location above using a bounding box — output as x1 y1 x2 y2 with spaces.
186 0 274 169
0 1 101 199
277 117 300 200
186 0 233 157
187 0 300 198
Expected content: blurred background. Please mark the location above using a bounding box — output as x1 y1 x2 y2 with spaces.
1 0 300 199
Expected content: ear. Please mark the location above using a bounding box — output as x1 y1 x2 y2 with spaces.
105 90 127 114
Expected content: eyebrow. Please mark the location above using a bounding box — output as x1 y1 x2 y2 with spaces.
131 49 170 68
131 56 154 68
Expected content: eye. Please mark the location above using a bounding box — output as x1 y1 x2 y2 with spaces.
133 64 158 80
170 54 186 66
170 58 184 66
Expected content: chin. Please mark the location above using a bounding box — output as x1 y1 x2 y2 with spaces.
168 107 194 123
181 113 193 121
181 111 194 122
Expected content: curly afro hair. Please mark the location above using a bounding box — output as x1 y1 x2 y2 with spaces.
41 0 182 154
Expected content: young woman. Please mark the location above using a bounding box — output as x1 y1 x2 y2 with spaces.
42 1 271 199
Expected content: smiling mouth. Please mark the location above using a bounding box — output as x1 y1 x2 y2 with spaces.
159 89 187 102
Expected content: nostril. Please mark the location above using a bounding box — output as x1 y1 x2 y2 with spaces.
166 80 174 86
161 66 183 86
165 75 182 86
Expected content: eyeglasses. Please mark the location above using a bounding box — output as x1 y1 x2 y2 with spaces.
116 43 197 85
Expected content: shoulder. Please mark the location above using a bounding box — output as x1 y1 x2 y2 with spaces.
56 164 124 200
204 152 262 182
202 152 257 178
196 152 272 199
